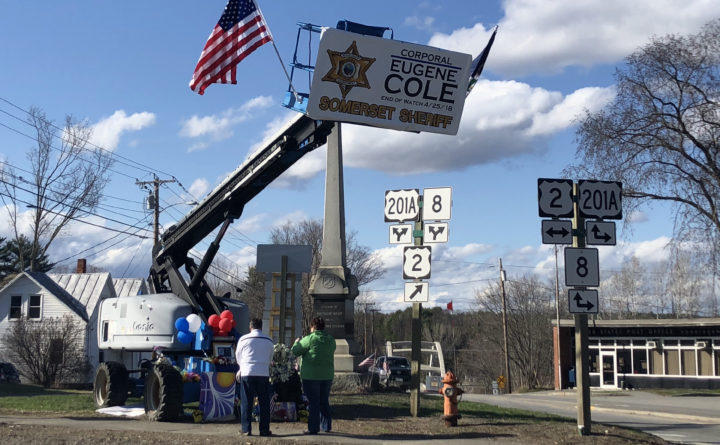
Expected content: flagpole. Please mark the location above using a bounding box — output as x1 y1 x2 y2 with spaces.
254 0 302 104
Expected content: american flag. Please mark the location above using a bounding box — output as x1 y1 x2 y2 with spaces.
358 353 375 369
189 0 273 95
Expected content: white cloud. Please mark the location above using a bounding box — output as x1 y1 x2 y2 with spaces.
404 15 435 31
272 210 308 228
90 110 156 151
626 210 649 224
187 141 210 153
235 213 267 234
188 178 210 200
428 0 714 76
179 95 273 141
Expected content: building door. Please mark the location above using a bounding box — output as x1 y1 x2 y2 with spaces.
600 351 616 388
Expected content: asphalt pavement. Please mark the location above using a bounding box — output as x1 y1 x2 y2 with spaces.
463 389 720 445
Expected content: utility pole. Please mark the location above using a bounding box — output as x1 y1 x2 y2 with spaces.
572 182 591 435
499 258 512 394
136 175 177 250
410 195 424 417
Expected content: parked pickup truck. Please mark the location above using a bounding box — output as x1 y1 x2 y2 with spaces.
369 356 411 391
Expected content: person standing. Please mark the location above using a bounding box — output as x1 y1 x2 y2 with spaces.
235 318 274 436
291 317 336 435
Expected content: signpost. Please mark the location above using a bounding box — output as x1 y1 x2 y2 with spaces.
385 189 420 222
536 177 623 436
585 221 616 246
423 222 449 243
403 246 432 280
307 29 472 135
422 187 452 221
404 282 429 302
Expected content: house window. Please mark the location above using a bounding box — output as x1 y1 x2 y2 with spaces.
28 295 41 319
632 349 648 374
9 295 22 319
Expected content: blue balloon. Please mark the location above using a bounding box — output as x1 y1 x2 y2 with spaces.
177 330 194 344
175 317 189 333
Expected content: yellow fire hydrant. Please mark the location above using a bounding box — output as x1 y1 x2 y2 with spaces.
439 371 464 427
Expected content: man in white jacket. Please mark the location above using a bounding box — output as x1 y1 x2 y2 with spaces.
235 318 274 436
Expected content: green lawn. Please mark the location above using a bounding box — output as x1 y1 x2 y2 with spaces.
0 383 141 414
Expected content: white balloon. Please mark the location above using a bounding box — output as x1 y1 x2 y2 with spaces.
186 313 202 333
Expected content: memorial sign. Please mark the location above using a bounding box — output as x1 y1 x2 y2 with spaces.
307 28 472 135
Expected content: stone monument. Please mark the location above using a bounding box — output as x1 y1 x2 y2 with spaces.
309 122 360 373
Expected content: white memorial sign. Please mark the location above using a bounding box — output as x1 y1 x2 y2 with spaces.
307 28 472 135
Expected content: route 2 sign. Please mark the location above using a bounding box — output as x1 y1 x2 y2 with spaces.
423 187 452 221
541 219 572 245
424 222 449 243
577 180 622 219
585 220 616 246
404 282 429 302
403 246 432 279
538 178 573 218
564 247 599 287
385 189 420 222
389 224 413 244
568 289 599 314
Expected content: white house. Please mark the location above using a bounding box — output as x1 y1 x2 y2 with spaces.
0 267 149 382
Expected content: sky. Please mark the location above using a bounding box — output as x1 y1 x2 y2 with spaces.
0 0 717 312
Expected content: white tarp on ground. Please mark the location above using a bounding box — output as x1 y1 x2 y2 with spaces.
96 404 145 418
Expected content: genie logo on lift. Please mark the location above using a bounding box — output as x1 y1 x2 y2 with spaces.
308 28 472 135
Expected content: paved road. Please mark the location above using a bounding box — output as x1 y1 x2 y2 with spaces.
464 390 720 445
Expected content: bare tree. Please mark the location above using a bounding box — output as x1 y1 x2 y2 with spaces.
567 20 720 244
270 218 384 330
0 107 113 271
601 256 649 318
2 315 91 387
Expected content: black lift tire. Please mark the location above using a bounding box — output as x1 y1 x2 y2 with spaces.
144 362 183 421
94 361 129 407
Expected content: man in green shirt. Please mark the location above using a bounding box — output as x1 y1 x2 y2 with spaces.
291 317 336 434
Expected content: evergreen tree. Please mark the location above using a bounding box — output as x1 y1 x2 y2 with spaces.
0 235 54 279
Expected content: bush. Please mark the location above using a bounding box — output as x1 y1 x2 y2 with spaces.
1 315 91 387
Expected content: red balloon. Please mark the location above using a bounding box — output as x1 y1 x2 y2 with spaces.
218 330 228 337
208 314 221 328
219 318 233 333
220 310 234 320
232 319 236 327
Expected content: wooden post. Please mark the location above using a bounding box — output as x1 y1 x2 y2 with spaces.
499 258 512 394
278 255 288 345
572 182 591 435
410 195 424 417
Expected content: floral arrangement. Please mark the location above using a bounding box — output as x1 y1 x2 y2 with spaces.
269 343 296 384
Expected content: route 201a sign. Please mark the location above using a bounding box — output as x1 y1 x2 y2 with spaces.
538 178 573 218
385 189 420 222
423 187 452 221
389 224 413 244
568 289 599 314
577 180 622 219
564 247 599 287
423 222 448 243
403 246 432 279
404 282 429 302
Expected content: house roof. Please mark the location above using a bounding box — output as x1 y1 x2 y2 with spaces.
47 272 116 320
113 278 148 297
554 318 720 328
24 271 90 322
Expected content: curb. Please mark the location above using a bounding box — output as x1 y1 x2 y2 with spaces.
589 406 719 425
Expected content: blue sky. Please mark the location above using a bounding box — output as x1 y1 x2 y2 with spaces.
0 1 716 311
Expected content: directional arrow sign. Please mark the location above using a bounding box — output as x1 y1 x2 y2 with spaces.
585 220 616 246
404 282 429 302
385 189 420 222
538 178 574 218
564 247 599 287
403 246 432 280
389 224 413 244
577 180 622 219
568 289 599 314
424 222 449 243
541 220 572 245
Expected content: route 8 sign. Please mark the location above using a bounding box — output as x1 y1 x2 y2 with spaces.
403 246 432 279
385 189 420 222
538 178 574 218
423 187 452 221
564 247 599 287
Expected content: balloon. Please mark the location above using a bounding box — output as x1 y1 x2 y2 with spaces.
177 331 193 344
175 317 189 333
218 330 228 337
219 318 233 333
232 319 236 327
186 314 201 333
220 310 234 320
208 314 221 328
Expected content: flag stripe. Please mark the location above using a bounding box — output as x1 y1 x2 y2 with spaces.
196 15 264 68
193 24 268 84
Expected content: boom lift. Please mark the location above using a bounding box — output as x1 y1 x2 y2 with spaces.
93 114 334 420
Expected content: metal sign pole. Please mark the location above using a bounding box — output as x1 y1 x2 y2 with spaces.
410 196 424 417
572 182 591 435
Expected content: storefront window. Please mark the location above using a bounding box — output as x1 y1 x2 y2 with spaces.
714 349 719 377
616 339 630 346
589 349 599 373
633 349 648 374
632 339 646 346
617 349 631 374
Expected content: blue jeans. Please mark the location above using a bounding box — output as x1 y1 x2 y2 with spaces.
302 379 332 433
239 376 271 435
